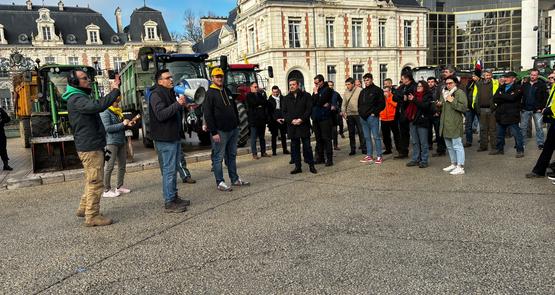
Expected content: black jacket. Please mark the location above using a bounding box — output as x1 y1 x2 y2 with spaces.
282 90 313 138
409 92 433 128
393 81 417 122
521 79 548 111
203 85 239 135
358 84 385 120
493 83 523 125
67 88 120 152
246 92 268 127
311 85 333 122
148 85 183 142
0 108 10 137
268 94 285 132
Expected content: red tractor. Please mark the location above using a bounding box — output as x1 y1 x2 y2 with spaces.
223 63 273 147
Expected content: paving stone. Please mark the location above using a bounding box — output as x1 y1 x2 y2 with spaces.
125 163 144 173
38 173 65 185
63 170 85 182
6 176 42 190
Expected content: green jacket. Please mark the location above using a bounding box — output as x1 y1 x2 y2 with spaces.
439 88 468 139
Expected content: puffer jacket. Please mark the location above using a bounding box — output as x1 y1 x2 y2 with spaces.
379 93 397 122
100 109 126 146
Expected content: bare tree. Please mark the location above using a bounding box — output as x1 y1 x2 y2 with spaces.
183 9 202 43
170 31 184 42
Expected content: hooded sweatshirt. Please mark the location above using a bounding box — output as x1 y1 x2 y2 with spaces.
66 85 120 152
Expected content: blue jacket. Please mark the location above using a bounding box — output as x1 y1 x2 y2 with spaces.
100 109 126 146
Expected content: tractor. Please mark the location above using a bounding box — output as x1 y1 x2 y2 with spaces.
13 64 99 172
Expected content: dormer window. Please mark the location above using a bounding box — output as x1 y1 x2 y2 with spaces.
0 24 6 44
86 23 102 45
35 8 62 45
143 20 159 41
42 26 52 41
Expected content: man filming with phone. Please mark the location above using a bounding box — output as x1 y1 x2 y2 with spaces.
64 70 121 227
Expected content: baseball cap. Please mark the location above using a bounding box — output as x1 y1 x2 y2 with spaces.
211 67 224 77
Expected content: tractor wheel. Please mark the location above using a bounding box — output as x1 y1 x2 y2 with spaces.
20 118 31 148
236 102 249 147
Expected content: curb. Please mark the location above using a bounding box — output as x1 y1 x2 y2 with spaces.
2 144 273 191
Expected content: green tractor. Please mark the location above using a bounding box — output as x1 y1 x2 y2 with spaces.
119 47 216 148
14 64 99 172
517 54 555 80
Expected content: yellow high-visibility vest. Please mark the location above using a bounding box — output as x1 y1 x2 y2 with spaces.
546 84 555 118
472 79 499 108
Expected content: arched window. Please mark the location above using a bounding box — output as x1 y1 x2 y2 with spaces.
86 24 103 45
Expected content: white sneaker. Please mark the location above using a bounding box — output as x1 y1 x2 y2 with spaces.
116 186 131 194
102 189 121 198
217 181 233 192
450 167 465 175
443 164 457 172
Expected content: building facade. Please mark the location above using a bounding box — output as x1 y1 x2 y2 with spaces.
425 0 555 71
0 1 181 114
194 0 427 91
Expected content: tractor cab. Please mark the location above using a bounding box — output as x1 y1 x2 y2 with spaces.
224 64 274 103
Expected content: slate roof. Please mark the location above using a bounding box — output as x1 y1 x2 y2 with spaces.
125 6 172 42
0 4 122 45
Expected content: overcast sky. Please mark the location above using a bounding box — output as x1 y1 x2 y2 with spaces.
28 0 237 34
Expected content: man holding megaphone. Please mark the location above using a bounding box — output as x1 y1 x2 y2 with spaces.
149 69 191 213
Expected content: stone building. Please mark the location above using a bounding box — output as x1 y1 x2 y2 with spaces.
0 1 181 114
194 0 427 91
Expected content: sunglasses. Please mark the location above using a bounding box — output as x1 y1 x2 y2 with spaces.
549 76 555 80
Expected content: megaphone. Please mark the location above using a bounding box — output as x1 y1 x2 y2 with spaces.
174 82 206 105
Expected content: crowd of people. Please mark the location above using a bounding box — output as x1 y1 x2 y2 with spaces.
63 63 555 227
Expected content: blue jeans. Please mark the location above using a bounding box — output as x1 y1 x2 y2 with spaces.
154 140 180 204
360 115 382 157
410 123 429 163
444 137 465 165
211 128 240 185
250 126 266 155
497 123 524 152
465 110 479 144
520 111 544 147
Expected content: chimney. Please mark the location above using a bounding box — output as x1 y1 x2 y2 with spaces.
200 17 227 39
26 0 32 10
115 7 123 34
58 0 64 11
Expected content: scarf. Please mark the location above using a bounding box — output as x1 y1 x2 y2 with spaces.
109 106 124 120
442 87 457 101
272 95 281 110
404 91 425 122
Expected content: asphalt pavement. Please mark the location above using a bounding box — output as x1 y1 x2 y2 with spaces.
1 140 553 294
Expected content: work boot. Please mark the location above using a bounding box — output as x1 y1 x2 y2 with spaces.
175 195 191 206
349 149 356 156
165 200 187 213
76 209 85 218
85 215 113 227
182 177 196 184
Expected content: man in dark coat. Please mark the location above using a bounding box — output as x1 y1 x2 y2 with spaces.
311 74 334 166
267 86 289 155
393 71 417 158
520 68 548 149
149 69 190 213
282 79 317 174
0 107 12 171
246 82 270 159
491 72 524 157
